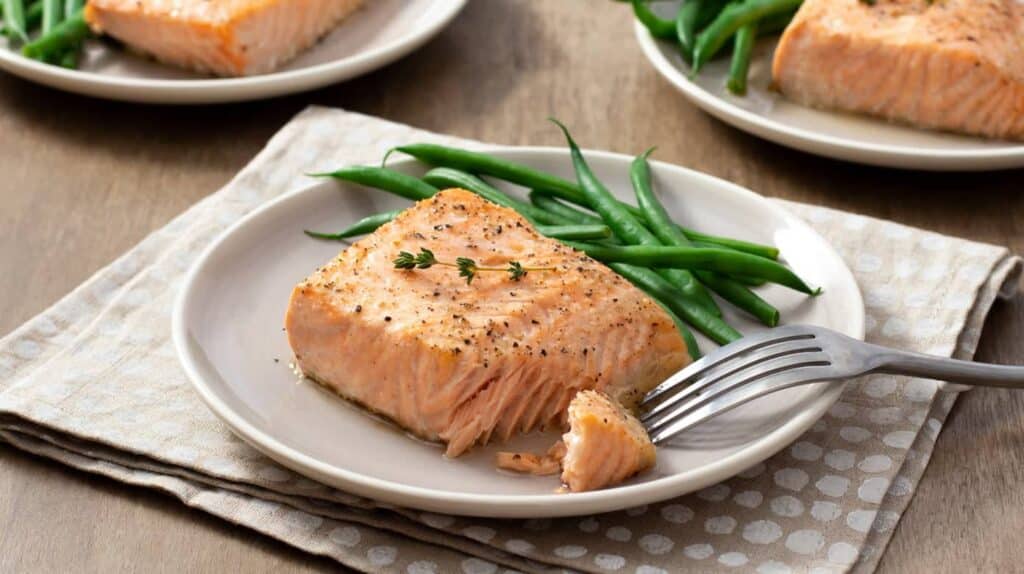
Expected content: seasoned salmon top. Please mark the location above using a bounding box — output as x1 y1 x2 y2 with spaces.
773 0 1024 140
790 0 1023 80
286 188 689 456
296 188 676 371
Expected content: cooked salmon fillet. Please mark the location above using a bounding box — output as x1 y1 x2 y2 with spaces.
285 188 689 457
772 0 1024 140
85 0 364 76
559 391 656 491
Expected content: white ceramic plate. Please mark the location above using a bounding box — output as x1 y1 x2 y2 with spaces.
0 0 465 104
634 17 1024 171
173 147 864 517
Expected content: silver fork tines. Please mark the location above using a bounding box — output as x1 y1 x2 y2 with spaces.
640 323 1024 445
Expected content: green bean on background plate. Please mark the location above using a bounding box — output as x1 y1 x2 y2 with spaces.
1 0 39 38
673 0 704 62
41 0 60 34
63 0 80 19
631 0 675 39
3 0 28 43
22 9 87 61
727 22 758 96
391 143 779 259
692 0 803 72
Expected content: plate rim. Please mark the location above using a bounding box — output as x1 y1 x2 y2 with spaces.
173 146 866 517
633 21 1024 171
0 0 466 104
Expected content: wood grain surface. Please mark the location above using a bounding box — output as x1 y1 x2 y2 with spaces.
1 2 1022 572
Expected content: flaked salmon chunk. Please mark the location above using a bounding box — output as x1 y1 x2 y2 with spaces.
772 0 1024 140
286 188 689 457
560 390 656 492
85 0 365 76
497 391 656 491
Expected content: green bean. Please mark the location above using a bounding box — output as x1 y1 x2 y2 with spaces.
529 190 723 350
63 0 79 19
551 119 745 338
727 274 767 287
41 0 59 34
673 1 701 62
630 149 783 326
534 224 612 241
562 242 816 296
693 0 802 72
699 272 779 326
696 0 731 28
420 167 563 226
3 0 27 43
304 209 404 240
727 22 757 95
632 0 675 39
390 143 779 259
391 143 583 202
608 262 740 345
313 166 438 202
22 10 87 61
2 2 42 38
652 298 702 360
531 188 779 260
57 47 77 67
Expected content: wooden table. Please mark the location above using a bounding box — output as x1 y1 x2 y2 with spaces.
1 2 1022 572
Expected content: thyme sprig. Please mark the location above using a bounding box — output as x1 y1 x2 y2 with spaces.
394 248 553 284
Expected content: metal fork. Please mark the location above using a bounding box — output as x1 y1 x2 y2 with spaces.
641 324 1024 445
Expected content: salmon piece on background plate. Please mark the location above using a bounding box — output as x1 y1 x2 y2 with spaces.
772 0 1024 141
285 188 689 458
85 0 365 76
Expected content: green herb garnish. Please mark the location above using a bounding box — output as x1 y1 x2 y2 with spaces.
394 248 553 284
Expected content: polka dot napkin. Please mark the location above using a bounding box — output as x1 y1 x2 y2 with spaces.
0 107 1020 574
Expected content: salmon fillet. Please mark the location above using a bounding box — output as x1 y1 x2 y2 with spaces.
85 0 364 76
560 391 656 492
772 0 1024 140
285 188 689 457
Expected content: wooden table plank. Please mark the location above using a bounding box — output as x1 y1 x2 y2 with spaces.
0 1 1021 572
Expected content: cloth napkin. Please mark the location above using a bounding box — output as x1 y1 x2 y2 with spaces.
1 107 1020 574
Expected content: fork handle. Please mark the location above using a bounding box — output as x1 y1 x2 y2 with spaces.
870 346 1024 389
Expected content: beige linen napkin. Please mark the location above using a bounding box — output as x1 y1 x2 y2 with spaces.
1 107 1020 574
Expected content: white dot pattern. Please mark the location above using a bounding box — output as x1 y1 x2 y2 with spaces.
0 112 1017 574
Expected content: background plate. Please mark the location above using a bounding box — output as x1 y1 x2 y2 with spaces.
634 13 1024 171
0 0 465 104
173 148 864 517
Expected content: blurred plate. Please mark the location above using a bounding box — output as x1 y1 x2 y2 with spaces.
0 0 465 104
634 14 1024 171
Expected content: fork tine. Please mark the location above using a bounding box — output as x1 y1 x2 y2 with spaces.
640 339 825 424
649 365 836 444
646 352 832 434
640 325 818 408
